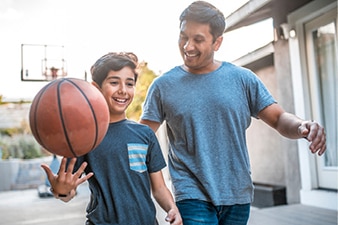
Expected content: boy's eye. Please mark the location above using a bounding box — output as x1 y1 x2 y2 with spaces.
127 82 135 87
110 81 119 85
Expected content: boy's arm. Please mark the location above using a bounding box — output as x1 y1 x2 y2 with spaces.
150 171 182 225
41 157 93 202
50 187 77 203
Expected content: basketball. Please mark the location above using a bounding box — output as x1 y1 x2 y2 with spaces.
29 78 110 157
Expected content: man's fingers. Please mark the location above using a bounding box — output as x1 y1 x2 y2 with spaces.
318 144 326 156
298 125 309 138
303 121 326 155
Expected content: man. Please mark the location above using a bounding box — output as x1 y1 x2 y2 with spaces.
140 1 326 224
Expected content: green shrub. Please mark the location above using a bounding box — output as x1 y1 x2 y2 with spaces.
0 134 42 159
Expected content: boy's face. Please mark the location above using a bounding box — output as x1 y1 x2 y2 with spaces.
100 67 135 122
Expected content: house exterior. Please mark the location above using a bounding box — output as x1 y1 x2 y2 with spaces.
225 0 337 210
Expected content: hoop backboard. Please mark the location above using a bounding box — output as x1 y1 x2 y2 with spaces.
21 44 67 82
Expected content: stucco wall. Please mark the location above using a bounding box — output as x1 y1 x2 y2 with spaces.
246 65 287 186
246 40 301 204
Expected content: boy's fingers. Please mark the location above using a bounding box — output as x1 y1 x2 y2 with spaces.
66 157 77 173
58 157 68 174
74 162 88 178
41 164 54 182
76 172 94 186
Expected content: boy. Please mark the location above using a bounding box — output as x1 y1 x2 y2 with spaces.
42 52 182 225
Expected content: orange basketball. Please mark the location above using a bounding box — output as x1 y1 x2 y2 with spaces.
29 78 109 157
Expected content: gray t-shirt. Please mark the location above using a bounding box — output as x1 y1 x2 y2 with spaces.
141 62 276 205
75 119 166 225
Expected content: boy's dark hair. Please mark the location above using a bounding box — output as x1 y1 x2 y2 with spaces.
179 1 226 42
91 52 138 87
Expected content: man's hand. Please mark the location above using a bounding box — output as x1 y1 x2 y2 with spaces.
298 120 326 156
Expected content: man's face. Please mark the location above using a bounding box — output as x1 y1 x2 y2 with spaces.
178 20 222 74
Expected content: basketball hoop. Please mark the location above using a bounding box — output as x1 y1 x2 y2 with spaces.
42 58 68 81
43 65 67 80
21 44 68 82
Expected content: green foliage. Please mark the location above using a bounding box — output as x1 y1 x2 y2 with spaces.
0 134 42 159
0 127 23 136
0 119 31 137
126 62 158 121
0 111 43 159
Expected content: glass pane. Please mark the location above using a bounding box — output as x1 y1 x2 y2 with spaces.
312 22 338 167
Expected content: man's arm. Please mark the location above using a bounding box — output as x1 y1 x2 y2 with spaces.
139 119 161 133
258 103 326 155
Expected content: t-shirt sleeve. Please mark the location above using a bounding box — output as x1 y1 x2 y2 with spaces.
146 127 166 173
245 70 276 118
141 79 164 123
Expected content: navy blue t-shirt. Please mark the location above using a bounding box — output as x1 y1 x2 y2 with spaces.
75 119 166 225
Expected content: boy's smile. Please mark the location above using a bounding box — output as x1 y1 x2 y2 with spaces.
100 67 135 122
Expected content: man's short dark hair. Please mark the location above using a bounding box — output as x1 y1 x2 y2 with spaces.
179 1 226 42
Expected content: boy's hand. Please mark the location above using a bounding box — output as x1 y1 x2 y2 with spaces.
165 208 183 225
41 157 93 197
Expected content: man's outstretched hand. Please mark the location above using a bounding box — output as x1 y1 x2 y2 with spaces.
298 120 326 156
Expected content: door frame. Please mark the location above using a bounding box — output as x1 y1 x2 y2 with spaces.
288 0 337 210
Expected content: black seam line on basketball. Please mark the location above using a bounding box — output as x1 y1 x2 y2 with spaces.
57 78 78 158
34 82 55 147
67 78 99 150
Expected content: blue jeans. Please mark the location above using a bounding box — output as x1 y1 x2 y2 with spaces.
176 199 250 225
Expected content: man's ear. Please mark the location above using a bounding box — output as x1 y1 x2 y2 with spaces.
213 35 223 51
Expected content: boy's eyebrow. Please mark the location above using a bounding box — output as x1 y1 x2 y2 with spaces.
107 76 135 82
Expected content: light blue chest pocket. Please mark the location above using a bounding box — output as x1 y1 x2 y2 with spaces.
128 143 148 173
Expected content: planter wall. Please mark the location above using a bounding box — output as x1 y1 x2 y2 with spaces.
0 156 52 191
252 182 287 208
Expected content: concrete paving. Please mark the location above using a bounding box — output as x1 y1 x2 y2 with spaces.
0 182 169 225
0 182 337 225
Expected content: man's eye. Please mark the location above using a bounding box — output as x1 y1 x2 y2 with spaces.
110 81 118 85
179 35 188 41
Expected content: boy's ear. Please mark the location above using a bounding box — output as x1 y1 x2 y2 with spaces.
91 81 101 90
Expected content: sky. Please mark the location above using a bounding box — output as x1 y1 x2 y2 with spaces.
0 0 273 101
